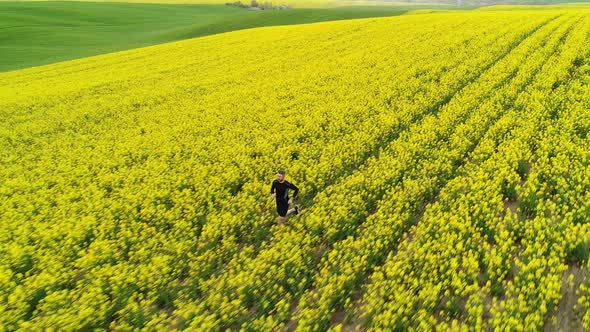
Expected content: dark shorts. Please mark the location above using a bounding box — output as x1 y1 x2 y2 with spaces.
276 200 288 217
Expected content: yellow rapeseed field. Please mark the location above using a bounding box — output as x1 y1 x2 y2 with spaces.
1 7 589 330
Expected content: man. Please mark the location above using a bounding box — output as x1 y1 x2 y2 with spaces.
270 169 300 225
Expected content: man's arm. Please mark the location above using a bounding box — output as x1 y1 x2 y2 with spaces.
289 182 299 199
270 181 276 196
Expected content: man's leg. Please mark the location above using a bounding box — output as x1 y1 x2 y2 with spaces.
277 201 288 225
286 203 299 216
279 209 296 225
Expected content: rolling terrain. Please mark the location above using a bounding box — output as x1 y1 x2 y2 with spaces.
1 5 590 331
0 1 459 72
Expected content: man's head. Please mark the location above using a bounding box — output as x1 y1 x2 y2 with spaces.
277 169 286 182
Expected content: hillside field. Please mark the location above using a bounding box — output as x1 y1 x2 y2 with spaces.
1 5 590 331
1 1 454 72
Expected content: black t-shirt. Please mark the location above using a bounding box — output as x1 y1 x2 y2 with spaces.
271 180 299 203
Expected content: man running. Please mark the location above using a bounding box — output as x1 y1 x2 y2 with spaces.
270 169 300 225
